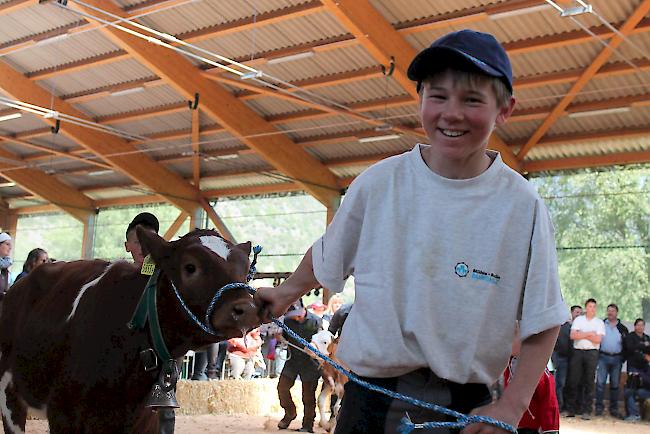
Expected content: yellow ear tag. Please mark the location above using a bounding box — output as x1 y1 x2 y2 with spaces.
140 254 156 276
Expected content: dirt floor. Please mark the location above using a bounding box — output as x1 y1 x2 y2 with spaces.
10 414 650 433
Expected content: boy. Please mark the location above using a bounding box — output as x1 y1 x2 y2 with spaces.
257 29 568 434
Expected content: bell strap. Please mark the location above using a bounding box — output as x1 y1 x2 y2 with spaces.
127 269 172 362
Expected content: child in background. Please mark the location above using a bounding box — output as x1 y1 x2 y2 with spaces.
504 324 559 434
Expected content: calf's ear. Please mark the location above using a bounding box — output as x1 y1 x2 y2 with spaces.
234 241 252 256
136 226 171 265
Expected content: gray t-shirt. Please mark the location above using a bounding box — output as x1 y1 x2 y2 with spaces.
312 144 569 384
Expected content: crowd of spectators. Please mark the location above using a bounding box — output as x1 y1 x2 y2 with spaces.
552 298 650 422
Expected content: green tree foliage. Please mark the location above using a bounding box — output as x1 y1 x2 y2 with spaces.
531 166 649 322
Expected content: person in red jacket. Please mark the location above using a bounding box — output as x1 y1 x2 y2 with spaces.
505 324 560 434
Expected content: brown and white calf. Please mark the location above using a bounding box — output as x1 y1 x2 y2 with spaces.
0 228 261 434
310 330 348 433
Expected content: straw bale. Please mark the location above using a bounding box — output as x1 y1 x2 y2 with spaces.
175 378 322 416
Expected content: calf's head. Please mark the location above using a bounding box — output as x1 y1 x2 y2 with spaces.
137 227 261 339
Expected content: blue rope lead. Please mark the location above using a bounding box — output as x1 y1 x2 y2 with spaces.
275 318 516 434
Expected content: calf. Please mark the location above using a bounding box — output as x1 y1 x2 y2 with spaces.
0 228 261 433
309 331 348 432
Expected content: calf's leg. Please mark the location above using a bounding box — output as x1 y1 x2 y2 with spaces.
0 371 27 434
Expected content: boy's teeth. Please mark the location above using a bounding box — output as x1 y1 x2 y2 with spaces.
441 129 464 137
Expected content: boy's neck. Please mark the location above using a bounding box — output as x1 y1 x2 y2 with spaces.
420 145 493 179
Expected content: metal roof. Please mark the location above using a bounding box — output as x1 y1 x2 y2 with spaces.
0 0 647 218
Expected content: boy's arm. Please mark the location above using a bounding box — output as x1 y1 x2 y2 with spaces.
462 325 560 434
255 248 319 320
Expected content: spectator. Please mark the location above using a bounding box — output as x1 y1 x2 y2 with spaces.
0 232 14 299
505 324 559 434
565 298 605 420
623 353 650 422
277 299 322 433
626 319 650 373
328 303 353 338
323 293 344 323
553 305 581 412
260 322 283 378
595 303 628 417
14 248 48 282
124 213 175 434
227 328 263 380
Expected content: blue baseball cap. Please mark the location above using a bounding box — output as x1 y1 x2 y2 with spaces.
407 29 513 93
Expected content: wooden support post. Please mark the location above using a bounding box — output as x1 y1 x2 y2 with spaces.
199 197 236 243
81 212 97 259
322 194 341 304
163 212 188 241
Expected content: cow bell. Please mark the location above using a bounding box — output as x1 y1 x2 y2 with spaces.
145 359 180 409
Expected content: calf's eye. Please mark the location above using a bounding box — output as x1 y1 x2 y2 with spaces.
184 263 196 274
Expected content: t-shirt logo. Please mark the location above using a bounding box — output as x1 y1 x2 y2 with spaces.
455 262 469 277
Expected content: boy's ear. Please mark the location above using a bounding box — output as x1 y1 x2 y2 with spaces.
136 226 170 265
495 96 516 126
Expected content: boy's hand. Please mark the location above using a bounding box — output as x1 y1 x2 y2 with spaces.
254 286 297 322
460 400 521 434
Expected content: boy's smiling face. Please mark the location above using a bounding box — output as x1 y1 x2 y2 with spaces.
419 70 515 177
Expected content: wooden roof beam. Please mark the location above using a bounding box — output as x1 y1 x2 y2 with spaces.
0 148 95 221
516 0 650 159
0 63 201 214
71 0 339 208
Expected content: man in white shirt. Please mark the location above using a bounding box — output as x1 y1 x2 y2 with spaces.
564 298 605 420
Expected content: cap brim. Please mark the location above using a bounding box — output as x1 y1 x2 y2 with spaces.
408 46 505 86
284 308 307 319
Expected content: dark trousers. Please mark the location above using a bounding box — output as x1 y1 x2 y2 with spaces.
158 408 175 434
278 374 318 429
565 349 598 414
334 369 491 434
595 353 623 414
552 353 569 411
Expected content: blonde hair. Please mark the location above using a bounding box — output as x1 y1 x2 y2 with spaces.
419 68 512 108
326 293 345 315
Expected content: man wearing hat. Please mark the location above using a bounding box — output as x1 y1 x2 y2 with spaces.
124 213 175 434
0 232 13 299
277 298 322 433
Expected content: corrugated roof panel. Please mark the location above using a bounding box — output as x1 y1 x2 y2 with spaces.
243 96 306 117
30 134 81 151
308 136 412 160
191 10 348 62
74 85 186 118
330 164 369 178
258 44 379 83
527 135 650 161
363 105 419 126
370 0 498 25
138 0 317 36
113 111 193 136
590 0 640 24
0 185 27 197
201 172 287 191
515 83 572 111
0 141 29 157
574 73 650 105
37 59 155 97
5 31 120 75
550 105 650 135
310 77 408 106
85 187 154 201
0 111 47 132
278 115 380 142
0 2 81 45
498 119 540 143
